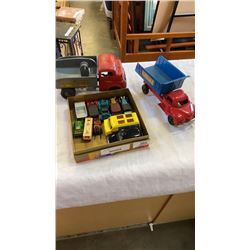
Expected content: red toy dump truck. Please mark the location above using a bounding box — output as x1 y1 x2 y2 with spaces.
56 54 127 98
135 56 195 126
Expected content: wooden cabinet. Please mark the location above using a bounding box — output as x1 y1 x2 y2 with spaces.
57 195 169 237
56 192 195 238
154 192 195 224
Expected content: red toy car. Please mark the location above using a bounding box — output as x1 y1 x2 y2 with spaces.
93 117 102 136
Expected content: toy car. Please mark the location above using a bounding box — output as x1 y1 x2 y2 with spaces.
135 56 195 126
93 117 103 136
74 101 87 119
73 120 84 138
86 101 99 117
119 96 132 113
107 125 142 143
103 112 140 136
83 117 93 141
110 97 121 115
98 99 111 121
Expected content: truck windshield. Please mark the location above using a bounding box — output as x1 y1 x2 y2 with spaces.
177 99 189 107
101 71 113 77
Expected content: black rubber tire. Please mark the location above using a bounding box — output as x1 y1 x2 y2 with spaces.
61 88 76 99
142 84 149 95
168 116 175 126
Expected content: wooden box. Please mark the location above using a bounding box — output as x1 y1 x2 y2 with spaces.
67 88 150 162
56 7 85 24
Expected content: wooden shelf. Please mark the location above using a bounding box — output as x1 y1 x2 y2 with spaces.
112 1 195 62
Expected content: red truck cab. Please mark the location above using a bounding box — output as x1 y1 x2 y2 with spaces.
162 89 195 126
98 54 126 91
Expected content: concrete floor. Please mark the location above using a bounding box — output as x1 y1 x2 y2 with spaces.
70 1 120 57
56 219 195 250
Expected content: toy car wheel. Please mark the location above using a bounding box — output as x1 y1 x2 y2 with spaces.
168 116 175 126
61 88 76 99
142 84 149 95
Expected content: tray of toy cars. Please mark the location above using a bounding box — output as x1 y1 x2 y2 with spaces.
67 88 149 162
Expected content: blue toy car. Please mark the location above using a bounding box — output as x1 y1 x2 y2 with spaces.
98 99 111 121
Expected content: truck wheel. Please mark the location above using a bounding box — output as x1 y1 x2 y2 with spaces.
61 88 76 99
168 116 175 126
142 84 149 95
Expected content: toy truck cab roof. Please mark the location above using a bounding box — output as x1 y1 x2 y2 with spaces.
165 89 189 108
98 54 125 75
98 54 126 91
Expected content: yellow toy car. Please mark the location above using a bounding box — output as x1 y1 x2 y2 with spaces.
103 112 140 136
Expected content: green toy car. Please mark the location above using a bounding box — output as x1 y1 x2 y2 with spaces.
73 120 84 137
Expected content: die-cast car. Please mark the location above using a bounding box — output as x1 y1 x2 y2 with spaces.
73 120 84 137
103 112 140 136
110 97 121 115
119 96 132 113
86 101 99 117
107 125 141 143
98 99 111 121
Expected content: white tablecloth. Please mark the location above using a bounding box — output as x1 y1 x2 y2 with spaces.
56 59 195 209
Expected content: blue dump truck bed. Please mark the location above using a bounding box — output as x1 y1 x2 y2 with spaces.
135 56 188 95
